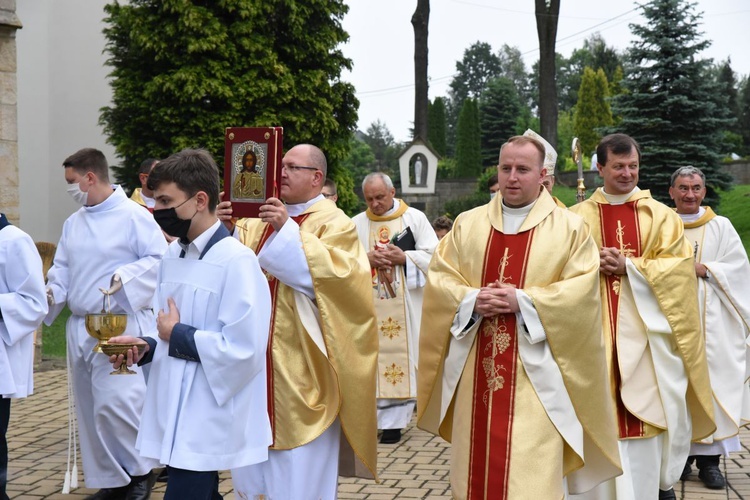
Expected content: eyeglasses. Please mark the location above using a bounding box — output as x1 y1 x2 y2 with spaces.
282 165 319 173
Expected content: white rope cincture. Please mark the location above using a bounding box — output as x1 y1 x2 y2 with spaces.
61 341 79 494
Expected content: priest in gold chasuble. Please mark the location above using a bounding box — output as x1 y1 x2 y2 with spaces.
227 145 379 500
569 134 714 500
353 172 438 444
418 136 621 500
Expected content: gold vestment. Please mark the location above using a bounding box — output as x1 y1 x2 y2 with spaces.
418 191 620 498
570 189 714 441
236 199 379 479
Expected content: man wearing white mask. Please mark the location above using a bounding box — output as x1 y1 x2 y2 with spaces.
45 148 167 499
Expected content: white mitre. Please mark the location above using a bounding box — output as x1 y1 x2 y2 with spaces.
523 129 557 176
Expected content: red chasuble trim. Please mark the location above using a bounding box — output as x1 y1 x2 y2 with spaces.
255 214 310 446
598 202 644 439
467 228 534 500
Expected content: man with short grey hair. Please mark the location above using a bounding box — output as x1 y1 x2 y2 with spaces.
353 172 438 444
670 165 750 490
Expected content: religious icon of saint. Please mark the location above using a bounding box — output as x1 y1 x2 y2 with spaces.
232 149 264 199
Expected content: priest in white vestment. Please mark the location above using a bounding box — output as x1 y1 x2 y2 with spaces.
353 172 438 444
0 214 48 500
669 166 750 490
108 149 272 499
45 148 167 499
569 135 715 500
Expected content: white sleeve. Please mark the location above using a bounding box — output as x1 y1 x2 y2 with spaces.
258 218 314 297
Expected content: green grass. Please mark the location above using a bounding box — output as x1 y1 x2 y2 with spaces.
40 185 749 359
42 306 70 359
715 184 750 255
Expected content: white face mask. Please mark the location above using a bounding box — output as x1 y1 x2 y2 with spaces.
67 182 88 206
490 192 497 200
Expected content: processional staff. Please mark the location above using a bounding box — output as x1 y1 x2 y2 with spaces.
571 137 586 203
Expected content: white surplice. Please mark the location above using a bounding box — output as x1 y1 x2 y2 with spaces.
0 223 48 399
352 201 438 429
44 186 167 488
136 222 272 471
682 211 750 455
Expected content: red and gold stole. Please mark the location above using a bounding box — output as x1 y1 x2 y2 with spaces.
598 202 643 438
467 228 534 500
255 214 311 445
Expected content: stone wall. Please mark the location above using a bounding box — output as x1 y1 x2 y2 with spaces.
400 178 478 221
0 1 20 224
724 160 750 185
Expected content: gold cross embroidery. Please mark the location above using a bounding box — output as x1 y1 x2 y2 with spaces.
616 220 635 258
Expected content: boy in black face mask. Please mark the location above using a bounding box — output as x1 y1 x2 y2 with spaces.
108 148 272 500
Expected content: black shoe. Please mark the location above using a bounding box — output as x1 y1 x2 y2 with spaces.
380 428 402 444
125 474 153 500
698 464 726 490
658 488 676 500
84 487 128 500
681 460 692 480
156 467 168 483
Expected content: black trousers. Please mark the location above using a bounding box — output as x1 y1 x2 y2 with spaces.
164 466 222 500
1 397 10 500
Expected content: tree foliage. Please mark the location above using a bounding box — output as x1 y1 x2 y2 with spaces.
100 0 359 212
362 120 401 180
339 134 375 210
740 77 750 156
498 44 532 108
428 97 447 156
574 67 613 157
480 77 522 168
611 0 733 206
454 99 482 178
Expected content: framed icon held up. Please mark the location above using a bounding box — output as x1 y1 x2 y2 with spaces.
223 126 283 218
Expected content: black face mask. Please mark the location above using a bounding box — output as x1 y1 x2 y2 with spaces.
153 197 195 241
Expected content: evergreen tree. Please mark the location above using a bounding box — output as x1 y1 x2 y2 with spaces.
454 99 482 178
363 120 400 179
740 77 750 156
339 135 376 212
446 42 502 157
574 67 613 157
100 0 359 212
428 97 447 156
479 77 522 169
610 0 732 206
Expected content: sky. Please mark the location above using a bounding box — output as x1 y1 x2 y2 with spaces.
341 0 750 143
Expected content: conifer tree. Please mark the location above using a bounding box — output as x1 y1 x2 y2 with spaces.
479 77 522 169
610 0 732 206
454 99 482 178
428 97 447 156
574 67 613 157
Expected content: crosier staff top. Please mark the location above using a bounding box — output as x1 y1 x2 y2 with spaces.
571 137 585 203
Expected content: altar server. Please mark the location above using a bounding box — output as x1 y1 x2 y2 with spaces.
45 148 167 499
0 214 47 500
110 149 272 499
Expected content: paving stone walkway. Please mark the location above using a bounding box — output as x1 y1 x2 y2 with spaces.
6 370 750 499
